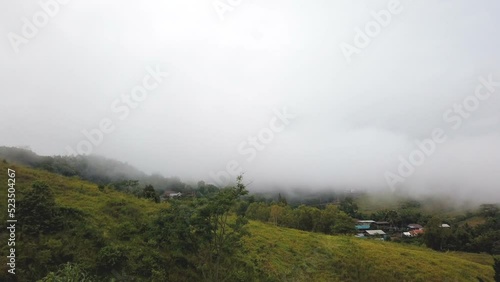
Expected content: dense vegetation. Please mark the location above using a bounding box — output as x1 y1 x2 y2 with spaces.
0 159 498 281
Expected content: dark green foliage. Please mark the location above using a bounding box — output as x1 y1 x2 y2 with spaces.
494 256 500 282
246 202 357 236
480 204 500 218
339 197 359 218
246 202 271 222
424 216 452 251
39 263 95 281
17 181 63 235
196 181 220 197
149 175 250 281
101 199 140 220
277 193 288 206
96 245 128 274
141 184 160 203
110 179 141 195
97 184 105 192
296 205 320 231
331 212 356 235
115 222 139 240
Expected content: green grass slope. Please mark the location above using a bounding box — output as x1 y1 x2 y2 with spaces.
0 161 495 281
243 221 494 281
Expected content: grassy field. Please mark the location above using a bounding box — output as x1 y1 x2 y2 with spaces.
0 161 495 281
243 221 494 281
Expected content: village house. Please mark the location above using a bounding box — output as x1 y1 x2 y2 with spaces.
403 223 425 237
160 190 182 201
365 230 387 240
355 220 375 232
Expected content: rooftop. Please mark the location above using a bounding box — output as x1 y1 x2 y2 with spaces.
366 230 386 236
357 220 375 223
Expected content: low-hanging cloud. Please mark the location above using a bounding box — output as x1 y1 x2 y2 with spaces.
1 0 500 202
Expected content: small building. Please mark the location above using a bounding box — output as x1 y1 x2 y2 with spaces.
365 230 387 240
161 190 182 201
440 224 451 228
366 230 386 236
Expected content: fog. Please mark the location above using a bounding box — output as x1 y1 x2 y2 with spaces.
1 0 499 201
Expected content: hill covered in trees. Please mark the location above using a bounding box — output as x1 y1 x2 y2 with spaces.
0 146 189 194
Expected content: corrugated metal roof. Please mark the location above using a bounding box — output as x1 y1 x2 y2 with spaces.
366 230 386 235
357 220 375 223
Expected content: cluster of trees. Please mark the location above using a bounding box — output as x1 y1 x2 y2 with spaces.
244 198 356 235
368 200 429 229
12 177 261 281
18 181 85 236
423 205 500 254
147 176 258 281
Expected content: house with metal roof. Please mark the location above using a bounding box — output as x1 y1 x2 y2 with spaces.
366 230 386 236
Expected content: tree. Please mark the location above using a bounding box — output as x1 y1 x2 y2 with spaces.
316 205 340 234
194 175 249 281
386 210 401 228
280 206 298 229
245 202 270 222
424 216 451 251
339 197 359 218
331 211 356 235
277 193 288 206
18 181 62 235
296 205 320 232
96 245 128 274
142 184 160 203
480 204 499 218
156 175 250 281
269 204 285 226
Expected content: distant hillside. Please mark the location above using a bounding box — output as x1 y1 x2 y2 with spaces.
0 162 495 281
0 146 188 192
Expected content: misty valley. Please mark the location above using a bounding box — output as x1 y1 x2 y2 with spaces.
3 1 500 281
0 146 499 281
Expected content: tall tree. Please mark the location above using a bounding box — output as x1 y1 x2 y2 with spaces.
339 197 359 218
424 216 451 251
195 175 249 281
142 184 160 203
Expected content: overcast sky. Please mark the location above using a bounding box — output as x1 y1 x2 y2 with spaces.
1 0 499 200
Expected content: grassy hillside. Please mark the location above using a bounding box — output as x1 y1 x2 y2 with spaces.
0 161 495 281
244 221 494 281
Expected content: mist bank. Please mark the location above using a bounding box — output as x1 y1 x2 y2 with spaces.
1 145 498 206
